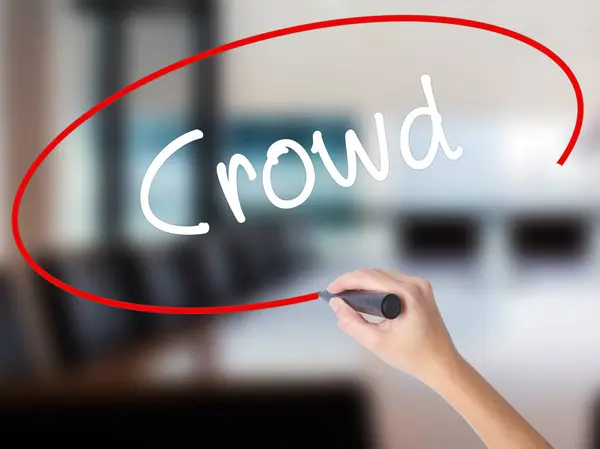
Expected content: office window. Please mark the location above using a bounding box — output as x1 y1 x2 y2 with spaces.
0 147 5 260
121 115 359 240
219 116 359 226
122 16 196 244
49 7 359 247
48 5 102 249
123 114 194 242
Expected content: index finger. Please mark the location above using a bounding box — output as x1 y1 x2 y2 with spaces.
328 268 402 295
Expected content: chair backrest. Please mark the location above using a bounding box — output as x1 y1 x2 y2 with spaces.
260 220 312 276
217 229 263 296
219 220 310 296
33 249 149 367
169 235 234 307
396 212 481 262
508 214 588 262
592 392 600 449
0 273 33 380
129 243 211 329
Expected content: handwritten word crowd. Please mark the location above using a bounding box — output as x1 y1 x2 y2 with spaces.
140 75 463 235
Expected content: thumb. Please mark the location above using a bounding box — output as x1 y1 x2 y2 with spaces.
329 298 382 350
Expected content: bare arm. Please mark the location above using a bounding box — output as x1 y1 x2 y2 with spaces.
327 268 553 449
427 354 552 449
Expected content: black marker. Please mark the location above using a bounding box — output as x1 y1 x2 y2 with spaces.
318 290 402 319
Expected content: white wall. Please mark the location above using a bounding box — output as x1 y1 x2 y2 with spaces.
48 0 600 132
219 0 600 211
48 3 201 247
220 0 600 115
47 1 99 248
47 0 600 245
0 0 7 259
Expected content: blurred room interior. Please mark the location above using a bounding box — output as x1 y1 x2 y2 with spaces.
1 0 600 447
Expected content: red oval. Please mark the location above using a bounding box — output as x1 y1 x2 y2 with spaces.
12 15 585 315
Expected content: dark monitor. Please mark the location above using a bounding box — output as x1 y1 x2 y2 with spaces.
509 215 588 261
0 381 374 448
399 213 480 261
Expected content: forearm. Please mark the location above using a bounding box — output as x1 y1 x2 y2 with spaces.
425 355 553 449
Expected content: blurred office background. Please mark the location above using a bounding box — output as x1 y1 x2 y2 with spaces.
2 0 600 447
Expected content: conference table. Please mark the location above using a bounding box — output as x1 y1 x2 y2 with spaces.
212 227 600 449
196 226 599 448
1 224 599 448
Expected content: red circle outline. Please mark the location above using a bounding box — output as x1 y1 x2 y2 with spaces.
12 15 585 314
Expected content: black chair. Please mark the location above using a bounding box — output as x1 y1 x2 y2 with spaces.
0 274 33 381
169 234 234 306
127 238 228 329
128 220 312 321
396 212 481 262
592 391 600 449
265 219 312 276
240 221 292 279
32 249 150 367
215 227 265 296
219 219 312 296
508 214 589 262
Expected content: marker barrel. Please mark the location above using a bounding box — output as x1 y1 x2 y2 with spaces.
319 290 402 319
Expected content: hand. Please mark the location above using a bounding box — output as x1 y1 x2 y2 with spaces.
328 268 460 384
329 269 555 449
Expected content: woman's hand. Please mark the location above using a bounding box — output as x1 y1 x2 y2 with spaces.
327 268 460 384
327 268 554 449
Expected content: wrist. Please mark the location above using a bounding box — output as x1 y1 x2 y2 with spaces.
420 348 467 390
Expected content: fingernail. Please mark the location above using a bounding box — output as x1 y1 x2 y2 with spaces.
329 297 343 313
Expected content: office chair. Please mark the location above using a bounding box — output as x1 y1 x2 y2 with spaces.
592 390 600 449
396 212 481 262
32 249 149 367
0 273 33 381
508 213 589 262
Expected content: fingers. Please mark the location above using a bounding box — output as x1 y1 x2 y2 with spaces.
328 268 401 294
329 298 382 350
327 268 430 308
372 269 433 294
